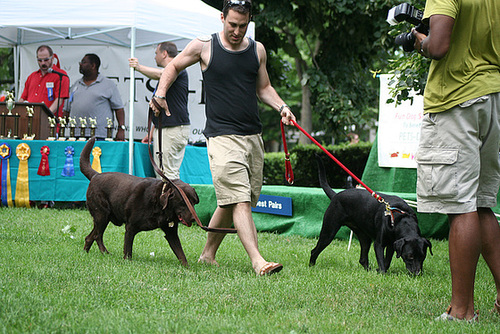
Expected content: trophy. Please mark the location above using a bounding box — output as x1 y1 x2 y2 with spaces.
1 92 15 138
23 106 36 140
47 117 57 140
105 117 113 141
5 92 15 116
68 117 77 141
57 117 67 141
78 117 87 141
89 117 97 138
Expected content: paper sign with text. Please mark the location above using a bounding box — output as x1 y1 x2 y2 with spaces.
378 74 423 169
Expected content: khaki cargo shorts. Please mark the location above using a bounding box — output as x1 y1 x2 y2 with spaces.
416 93 500 214
207 134 264 207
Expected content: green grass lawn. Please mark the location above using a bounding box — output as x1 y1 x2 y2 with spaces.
0 207 498 333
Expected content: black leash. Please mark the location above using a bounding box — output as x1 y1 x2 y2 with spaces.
148 99 237 233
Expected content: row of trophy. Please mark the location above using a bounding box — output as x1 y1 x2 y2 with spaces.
1 92 119 141
0 92 33 140
49 116 116 141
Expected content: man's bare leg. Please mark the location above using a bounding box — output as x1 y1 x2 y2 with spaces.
198 205 233 265
478 208 500 307
231 202 268 273
447 212 481 320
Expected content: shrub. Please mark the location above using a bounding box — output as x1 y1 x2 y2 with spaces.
264 142 372 188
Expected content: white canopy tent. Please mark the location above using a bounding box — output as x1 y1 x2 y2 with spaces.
0 0 222 174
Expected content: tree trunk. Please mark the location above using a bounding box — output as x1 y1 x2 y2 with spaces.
299 83 312 144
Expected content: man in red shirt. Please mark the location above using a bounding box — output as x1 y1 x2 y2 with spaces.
19 45 70 118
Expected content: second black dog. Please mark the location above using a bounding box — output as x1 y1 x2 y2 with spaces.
310 158 432 275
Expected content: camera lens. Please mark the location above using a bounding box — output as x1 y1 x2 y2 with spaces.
395 32 416 52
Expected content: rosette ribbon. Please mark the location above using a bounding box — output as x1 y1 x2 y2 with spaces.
15 143 31 208
61 146 75 177
37 145 50 176
91 147 102 173
0 143 13 207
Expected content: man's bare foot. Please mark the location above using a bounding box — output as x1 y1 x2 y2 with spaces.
198 256 219 267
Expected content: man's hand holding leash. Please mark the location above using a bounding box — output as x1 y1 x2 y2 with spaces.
149 95 170 117
279 104 296 126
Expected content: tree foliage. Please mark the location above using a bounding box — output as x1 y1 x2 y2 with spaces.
204 0 417 145
385 0 429 105
0 48 14 92
254 0 399 144
204 1 432 146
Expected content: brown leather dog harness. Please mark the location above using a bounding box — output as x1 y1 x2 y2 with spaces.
148 98 237 233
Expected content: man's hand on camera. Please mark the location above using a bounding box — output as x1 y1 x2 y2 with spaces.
412 28 427 56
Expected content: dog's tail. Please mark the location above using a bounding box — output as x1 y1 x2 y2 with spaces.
316 155 336 200
79 137 99 180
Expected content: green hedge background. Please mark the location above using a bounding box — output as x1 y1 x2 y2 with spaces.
263 142 372 188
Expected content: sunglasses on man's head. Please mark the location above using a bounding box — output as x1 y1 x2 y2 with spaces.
224 0 251 9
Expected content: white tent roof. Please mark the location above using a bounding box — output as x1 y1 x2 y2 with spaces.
0 0 221 48
0 0 222 174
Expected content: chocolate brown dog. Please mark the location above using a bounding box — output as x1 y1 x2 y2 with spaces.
80 137 199 267
309 158 432 275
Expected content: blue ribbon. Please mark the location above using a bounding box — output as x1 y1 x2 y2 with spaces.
61 146 75 177
0 143 12 206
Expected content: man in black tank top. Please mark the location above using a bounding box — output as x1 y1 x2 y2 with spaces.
151 0 296 276
129 42 190 179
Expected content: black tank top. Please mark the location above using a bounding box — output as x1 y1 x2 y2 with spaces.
202 33 261 138
151 69 190 128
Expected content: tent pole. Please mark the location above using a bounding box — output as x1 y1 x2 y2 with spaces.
128 26 136 175
14 44 20 99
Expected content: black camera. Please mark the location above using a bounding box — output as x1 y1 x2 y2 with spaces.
387 3 429 52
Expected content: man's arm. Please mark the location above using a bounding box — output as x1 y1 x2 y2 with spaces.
413 14 455 60
48 97 65 114
129 58 163 80
114 108 126 141
255 42 296 125
150 38 206 116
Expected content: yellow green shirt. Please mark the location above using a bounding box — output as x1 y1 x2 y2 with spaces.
423 0 500 113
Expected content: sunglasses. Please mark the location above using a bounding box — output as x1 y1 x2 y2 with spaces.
224 0 251 10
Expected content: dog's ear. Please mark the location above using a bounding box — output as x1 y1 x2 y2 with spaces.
160 187 175 210
424 238 433 256
394 238 406 258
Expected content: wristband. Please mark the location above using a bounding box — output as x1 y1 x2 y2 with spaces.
279 104 289 113
153 94 166 100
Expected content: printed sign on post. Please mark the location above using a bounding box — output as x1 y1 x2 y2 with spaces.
378 74 423 169
252 194 292 217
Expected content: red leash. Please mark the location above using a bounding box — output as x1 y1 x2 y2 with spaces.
280 121 294 184
282 120 405 226
282 119 388 205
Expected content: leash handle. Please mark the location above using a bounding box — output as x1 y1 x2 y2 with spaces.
280 121 294 184
148 101 237 234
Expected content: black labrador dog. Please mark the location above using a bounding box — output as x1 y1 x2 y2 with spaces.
310 158 432 275
80 137 199 267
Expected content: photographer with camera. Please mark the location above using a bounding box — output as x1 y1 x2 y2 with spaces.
411 0 500 322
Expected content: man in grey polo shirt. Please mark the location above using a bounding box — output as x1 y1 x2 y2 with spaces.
64 53 126 140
